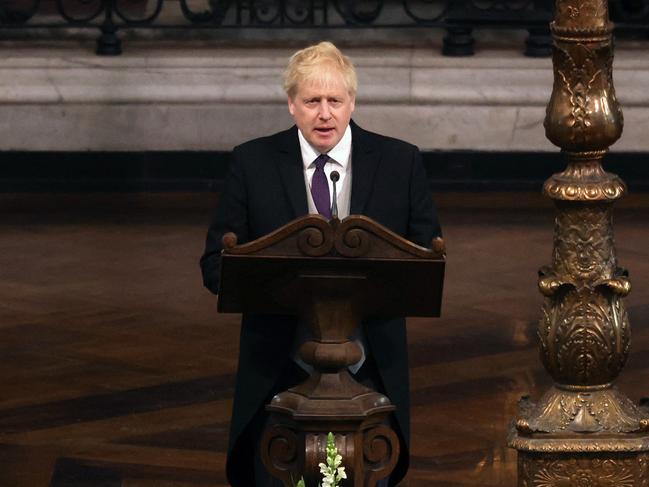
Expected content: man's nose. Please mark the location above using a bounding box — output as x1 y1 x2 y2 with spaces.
318 101 332 119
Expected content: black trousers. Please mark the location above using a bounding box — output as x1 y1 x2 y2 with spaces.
251 356 391 487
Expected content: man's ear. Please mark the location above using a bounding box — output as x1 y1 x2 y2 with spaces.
350 95 356 113
287 95 296 116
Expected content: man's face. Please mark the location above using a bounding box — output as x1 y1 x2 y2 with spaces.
288 70 355 154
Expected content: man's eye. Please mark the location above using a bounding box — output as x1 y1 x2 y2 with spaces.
329 99 342 106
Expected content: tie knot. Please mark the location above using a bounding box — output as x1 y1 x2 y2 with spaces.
314 154 329 170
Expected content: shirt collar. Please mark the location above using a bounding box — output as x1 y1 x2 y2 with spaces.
298 124 352 169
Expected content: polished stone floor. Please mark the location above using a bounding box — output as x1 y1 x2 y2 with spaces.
1 192 648 487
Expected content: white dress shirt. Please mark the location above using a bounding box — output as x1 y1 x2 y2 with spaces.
298 125 352 219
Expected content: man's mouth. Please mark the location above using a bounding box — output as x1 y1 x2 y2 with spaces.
315 127 334 134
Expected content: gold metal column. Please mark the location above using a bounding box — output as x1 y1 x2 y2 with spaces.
508 0 649 484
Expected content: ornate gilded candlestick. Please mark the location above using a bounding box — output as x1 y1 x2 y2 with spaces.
508 0 649 484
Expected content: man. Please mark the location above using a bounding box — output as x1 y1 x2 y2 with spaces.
201 41 441 487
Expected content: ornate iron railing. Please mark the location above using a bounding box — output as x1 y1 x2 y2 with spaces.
0 0 647 56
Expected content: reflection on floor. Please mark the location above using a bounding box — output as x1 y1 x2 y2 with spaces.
1 192 648 487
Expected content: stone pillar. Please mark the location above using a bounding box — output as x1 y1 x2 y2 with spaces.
508 0 649 484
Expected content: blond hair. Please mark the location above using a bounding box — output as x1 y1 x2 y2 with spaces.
283 42 358 98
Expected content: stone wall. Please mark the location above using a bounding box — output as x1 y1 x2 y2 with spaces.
2 40 648 152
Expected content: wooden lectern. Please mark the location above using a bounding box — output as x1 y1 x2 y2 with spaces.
218 214 445 487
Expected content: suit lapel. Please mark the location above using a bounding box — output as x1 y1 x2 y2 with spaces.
276 126 309 219
350 122 380 215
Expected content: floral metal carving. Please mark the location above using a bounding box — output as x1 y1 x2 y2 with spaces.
516 387 645 435
543 152 626 203
535 202 632 389
545 42 622 151
520 456 649 487
556 0 609 29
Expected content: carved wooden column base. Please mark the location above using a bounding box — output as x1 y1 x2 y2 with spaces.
261 409 399 487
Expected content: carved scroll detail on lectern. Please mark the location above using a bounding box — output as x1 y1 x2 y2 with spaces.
261 424 300 486
223 214 444 259
363 424 399 484
297 221 332 257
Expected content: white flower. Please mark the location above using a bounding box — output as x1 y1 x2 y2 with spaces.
319 432 346 487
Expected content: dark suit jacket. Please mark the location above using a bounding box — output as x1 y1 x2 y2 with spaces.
200 121 441 487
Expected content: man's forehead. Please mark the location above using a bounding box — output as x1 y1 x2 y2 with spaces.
296 75 351 97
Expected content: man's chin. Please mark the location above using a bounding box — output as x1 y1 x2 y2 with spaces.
311 134 337 153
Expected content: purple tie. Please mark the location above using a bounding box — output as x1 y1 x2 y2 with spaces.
311 154 331 219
